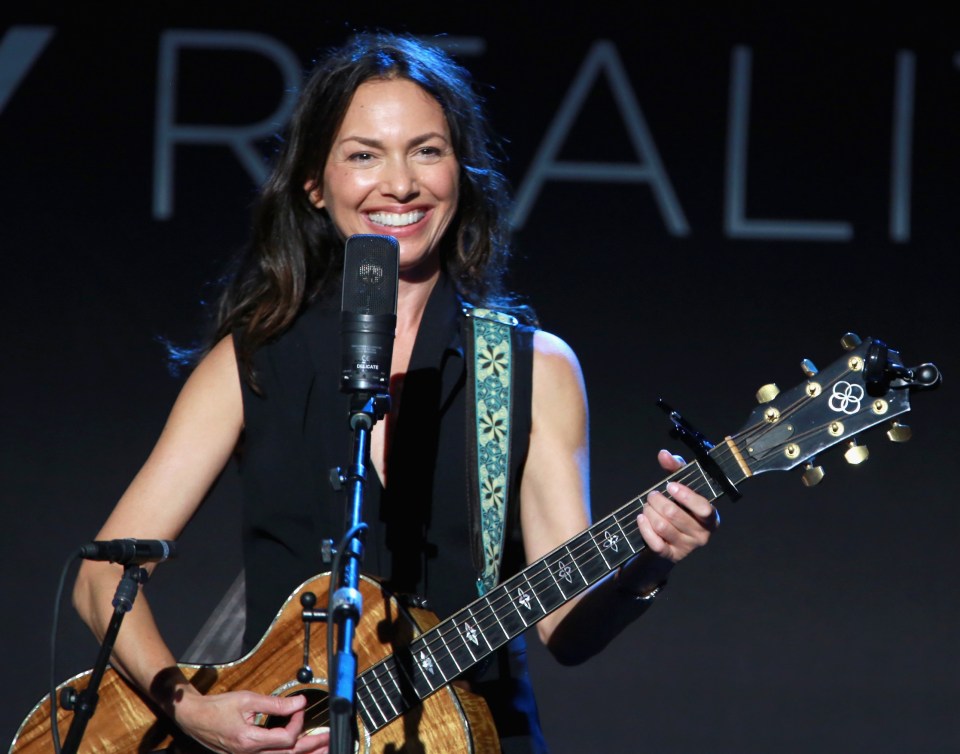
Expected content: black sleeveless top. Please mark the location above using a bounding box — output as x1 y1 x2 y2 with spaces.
237 274 547 752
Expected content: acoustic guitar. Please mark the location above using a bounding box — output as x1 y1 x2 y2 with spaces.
9 334 940 753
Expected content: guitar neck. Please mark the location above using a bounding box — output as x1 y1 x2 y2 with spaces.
354 453 737 733
351 333 940 732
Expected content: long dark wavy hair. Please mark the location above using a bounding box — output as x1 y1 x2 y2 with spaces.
195 32 531 386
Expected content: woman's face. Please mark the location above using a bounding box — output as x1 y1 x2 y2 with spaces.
311 77 460 282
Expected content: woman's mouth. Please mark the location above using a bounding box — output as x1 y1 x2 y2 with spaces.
366 209 427 228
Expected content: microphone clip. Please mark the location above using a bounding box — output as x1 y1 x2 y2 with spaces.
348 392 391 430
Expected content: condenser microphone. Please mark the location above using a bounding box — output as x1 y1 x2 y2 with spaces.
340 234 400 394
78 539 178 565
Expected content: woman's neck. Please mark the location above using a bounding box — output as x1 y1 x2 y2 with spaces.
396 265 440 341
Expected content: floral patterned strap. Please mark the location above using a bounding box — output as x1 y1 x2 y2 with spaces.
464 306 518 596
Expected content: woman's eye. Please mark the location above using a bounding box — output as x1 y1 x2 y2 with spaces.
349 152 375 162
416 146 443 160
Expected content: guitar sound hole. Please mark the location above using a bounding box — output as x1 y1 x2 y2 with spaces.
263 689 330 734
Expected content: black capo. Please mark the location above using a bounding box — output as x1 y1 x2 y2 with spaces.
657 399 741 502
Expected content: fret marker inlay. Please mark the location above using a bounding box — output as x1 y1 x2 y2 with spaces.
419 650 435 676
517 588 531 610
464 621 479 645
603 529 620 552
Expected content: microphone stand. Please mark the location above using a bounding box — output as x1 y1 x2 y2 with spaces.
329 390 390 754
59 564 149 754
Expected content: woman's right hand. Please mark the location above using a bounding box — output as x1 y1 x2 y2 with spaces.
172 689 331 754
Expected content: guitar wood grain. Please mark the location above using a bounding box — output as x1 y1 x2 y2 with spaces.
9 574 499 754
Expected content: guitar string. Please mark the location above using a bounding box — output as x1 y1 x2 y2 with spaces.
295 365 856 730
292 469 705 731
346 464 722 728
356 376 821 693
341 368 856 729
337 367 854 728
306 397 845 731
351 365 858 723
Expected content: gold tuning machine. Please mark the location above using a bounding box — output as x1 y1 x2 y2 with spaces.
841 333 862 350
801 359 818 377
801 462 825 487
843 439 869 465
756 383 780 403
887 421 912 443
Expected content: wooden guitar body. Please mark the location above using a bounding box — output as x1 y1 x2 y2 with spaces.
9 573 500 754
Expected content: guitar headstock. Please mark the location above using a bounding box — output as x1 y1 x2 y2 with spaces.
730 334 940 484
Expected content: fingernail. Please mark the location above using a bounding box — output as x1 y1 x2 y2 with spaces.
666 482 679 496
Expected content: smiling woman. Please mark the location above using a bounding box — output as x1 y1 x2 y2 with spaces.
308 78 461 285
65 31 719 754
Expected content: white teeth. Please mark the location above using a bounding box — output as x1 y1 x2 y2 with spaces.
368 210 425 227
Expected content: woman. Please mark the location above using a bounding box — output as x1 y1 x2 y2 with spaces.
73 33 719 753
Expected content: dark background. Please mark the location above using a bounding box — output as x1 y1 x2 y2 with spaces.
3 5 958 753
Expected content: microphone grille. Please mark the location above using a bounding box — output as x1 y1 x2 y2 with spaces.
342 235 399 316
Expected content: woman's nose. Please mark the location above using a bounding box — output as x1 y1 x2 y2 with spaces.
380 158 418 201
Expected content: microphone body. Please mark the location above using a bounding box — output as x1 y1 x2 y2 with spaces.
340 234 400 395
79 539 178 565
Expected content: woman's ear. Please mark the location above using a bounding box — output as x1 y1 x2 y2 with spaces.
304 180 325 209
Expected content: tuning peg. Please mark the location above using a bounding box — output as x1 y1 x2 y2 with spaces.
841 333 862 350
756 383 780 403
801 462 825 487
801 359 818 377
886 421 912 443
843 439 869 465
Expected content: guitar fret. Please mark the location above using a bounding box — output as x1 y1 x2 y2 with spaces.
437 628 464 673
356 687 378 732
368 668 397 718
424 644 449 683
593 515 634 568
493 580 529 635
386 655 421 706
518 572 546 623
365 679 389 728
567 531 609 585
455 610 485 660
616 512 639 555
479 597 510 648
443 617 477 671
581 547 611 583
566 543 587 583
385 661 407 705
469 606 495 650
378 674 400 717
687 462 719 499
543 549 582 601
377 664 402 722
403 641 444 696
532 558 567 611
430 624 464 679
357 655 421 734
622 505 647 552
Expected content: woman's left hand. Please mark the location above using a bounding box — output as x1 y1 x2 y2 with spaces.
636 449 720 564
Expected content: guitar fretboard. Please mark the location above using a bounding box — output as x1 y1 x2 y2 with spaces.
353 458 725 733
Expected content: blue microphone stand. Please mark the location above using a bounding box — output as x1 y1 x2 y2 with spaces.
328 391 390 754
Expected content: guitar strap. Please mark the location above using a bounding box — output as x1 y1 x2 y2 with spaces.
464 305 519 596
